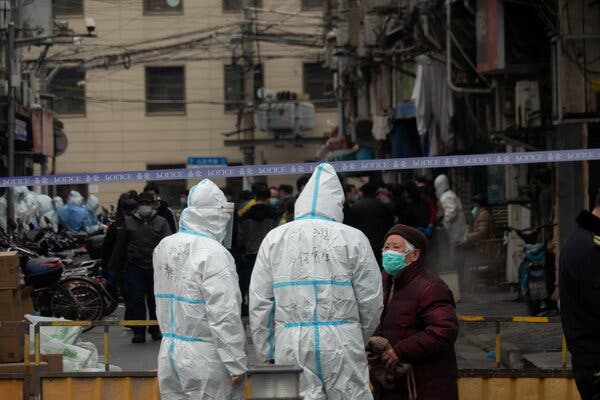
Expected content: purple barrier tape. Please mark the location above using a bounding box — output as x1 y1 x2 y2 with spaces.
1 148 598 188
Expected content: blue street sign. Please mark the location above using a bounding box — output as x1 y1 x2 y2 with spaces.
187 157 228 167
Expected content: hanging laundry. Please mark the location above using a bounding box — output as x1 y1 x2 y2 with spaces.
411 59 454 156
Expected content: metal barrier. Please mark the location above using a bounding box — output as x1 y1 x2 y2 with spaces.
33 316 567 371
25 317 572 399
0 374 25 400
458 369 580 400
458 315 567 369
33 319 159 372
32 319 302 399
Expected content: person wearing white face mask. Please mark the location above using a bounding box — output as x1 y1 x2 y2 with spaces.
153 179 246 400
249 163 383 400
374 224 458 400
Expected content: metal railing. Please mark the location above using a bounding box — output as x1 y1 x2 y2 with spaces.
2 316 568 372
458 315 567 369
33 319 159 372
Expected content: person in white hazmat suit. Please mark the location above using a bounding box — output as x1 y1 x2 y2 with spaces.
249 163 384 400
433 174 467 245
153 179 247 400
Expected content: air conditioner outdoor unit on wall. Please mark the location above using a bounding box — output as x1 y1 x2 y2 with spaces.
257 102 316 136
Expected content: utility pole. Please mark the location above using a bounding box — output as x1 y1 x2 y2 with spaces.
241 0 255 167
5 0 15 230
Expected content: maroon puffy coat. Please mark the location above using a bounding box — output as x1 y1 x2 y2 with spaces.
373 262 459 400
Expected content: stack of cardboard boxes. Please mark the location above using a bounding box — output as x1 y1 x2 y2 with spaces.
0 251 27 363
0 251 63 396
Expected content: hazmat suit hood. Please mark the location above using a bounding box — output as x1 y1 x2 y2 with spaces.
180 179 230 243
67 191 84 206
86 195 100 213
294 163 344 222
434 174 451 199
52 196 64 211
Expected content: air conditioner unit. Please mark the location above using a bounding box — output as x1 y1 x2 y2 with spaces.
515 81 541 128
257 102 316 136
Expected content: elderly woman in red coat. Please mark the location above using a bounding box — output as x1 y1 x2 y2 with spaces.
373 224 459 400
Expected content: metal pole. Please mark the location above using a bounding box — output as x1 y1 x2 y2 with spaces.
561 334 568 369
104 325 110 372
5 2 15 230
495 320 501 368
241 0 255 167
39 63 48 194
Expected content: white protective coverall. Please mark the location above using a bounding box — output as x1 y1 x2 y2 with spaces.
33 193 58 231
14 186 37 230
52 196 64 212
434 174 467 244
249 163 383 400
153 179 247 400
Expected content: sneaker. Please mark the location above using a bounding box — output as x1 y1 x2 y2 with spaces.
151 332 162 341
132 335 146 344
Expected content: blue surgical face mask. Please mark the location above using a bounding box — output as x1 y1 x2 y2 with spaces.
381 197 391 204
138 205 153 217
471 207 478 217
269 198 280 207
180 198 187 208
382 250 410 276
352 194 360 203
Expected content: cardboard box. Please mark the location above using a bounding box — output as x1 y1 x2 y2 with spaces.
0 252 20 289
0 288 23 321
0 323 25 363
21 287 34 316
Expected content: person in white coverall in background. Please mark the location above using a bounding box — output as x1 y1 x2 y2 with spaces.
153 179 247 400
249 163 384 400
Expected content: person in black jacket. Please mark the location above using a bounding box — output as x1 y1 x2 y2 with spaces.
560 188 600 400
143 183 177 234
237 183 279 315
102 195 137 319
109 192 172 343
350 182 394 267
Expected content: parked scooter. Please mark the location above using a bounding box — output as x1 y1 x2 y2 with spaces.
505 224 557 316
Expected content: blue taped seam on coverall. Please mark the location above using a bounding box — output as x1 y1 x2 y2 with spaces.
295 215 335 222
157 292 207 382
310 164 325 217
267 298 275 360
273 280 352 289
273 280 350 383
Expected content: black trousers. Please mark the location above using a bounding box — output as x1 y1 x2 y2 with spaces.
125 263 160 336
238 254 257 315
573 366 600 400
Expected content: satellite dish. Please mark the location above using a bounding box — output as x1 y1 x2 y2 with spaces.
167 0 181 7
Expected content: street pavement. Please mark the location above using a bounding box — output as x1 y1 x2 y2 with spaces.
79 287 564 371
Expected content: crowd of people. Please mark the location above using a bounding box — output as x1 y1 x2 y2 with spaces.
6 164 597 399
122 164 502 400
86 166 483 399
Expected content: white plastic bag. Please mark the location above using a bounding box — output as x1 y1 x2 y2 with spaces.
25 315 100 372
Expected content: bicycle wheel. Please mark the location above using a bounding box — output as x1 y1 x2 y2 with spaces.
51 278 105 323
94 278 119 316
